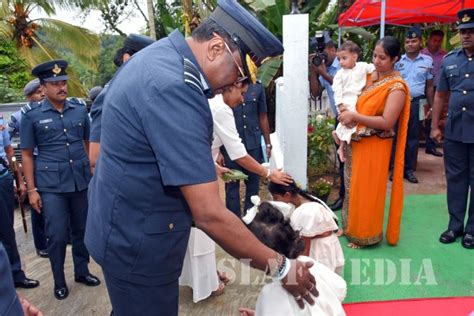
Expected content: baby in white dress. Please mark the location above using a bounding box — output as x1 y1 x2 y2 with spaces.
240 200 347 316
332 41 375 161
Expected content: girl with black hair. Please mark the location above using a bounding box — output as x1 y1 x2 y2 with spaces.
268 181 345 274
240 201 346 316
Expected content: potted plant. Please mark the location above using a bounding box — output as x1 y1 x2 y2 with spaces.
309 178 332 203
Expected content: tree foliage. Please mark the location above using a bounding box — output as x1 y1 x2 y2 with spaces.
0 39 29 102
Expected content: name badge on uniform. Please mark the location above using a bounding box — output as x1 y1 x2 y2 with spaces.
39 118 53 124
446 65 457 70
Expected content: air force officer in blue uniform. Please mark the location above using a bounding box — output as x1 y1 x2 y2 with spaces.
432 8 474 249
21 60 101 300
85 1 318 314
223 81 272 216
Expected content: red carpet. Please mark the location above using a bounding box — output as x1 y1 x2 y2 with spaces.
343 297 474 316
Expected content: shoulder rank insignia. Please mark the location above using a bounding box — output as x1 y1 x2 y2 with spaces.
21 101 40 114
67 97 87 106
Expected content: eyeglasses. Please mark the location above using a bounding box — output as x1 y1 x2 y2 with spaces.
221 38 248 84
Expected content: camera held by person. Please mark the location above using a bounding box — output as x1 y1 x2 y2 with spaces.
310 30 331 66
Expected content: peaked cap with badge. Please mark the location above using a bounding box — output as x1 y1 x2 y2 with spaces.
209 0 284 84
406 26 422 39
23 78 41 96
457 8 474 29
32 60 68 82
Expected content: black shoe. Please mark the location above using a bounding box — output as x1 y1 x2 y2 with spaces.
461 233 474 249
439 230 463 244
329 198 343 211
14 278 40 289
36 249 49 258
404 172 418 183
75 274 101 286
54 285 69 300
425 148 443 157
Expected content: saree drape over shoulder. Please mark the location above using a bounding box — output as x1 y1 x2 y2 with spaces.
342 72 410 246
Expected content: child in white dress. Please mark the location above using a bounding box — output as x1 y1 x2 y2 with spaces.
240 201 347 316
332 41 375 162
268 181 345 275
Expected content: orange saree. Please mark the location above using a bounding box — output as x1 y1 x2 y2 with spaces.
342 72 410 246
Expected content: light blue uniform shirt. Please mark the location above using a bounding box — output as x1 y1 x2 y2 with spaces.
396 53 434 98
0 121 11 174
320 57 340 117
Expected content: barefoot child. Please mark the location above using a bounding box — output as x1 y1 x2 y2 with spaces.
332 41 375 161
268 181 345 275
240 201 347 316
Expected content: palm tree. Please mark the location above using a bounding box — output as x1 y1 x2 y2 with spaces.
0 0 100 96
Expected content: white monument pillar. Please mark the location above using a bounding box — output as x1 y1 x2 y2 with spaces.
271 14 309 188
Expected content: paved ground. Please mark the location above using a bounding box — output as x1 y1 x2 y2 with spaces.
13 149 447 315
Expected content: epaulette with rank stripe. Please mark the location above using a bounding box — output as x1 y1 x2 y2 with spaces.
67 97 87 106
20 101 40 114
445 48 461 58
184 58 204 95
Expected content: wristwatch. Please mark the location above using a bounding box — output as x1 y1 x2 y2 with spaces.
266 144 272 149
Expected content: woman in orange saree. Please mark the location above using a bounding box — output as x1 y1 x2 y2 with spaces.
339 36 411 248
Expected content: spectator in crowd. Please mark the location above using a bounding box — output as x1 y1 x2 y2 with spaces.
395 27 435 183
421 30 446 157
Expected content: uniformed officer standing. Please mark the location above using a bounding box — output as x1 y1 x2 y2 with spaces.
431 8 474 249
222 81 272 216
421 30 446 157
88 34 154 169
21 60 101 300
8 79 49 259
0 116 39 290
395 27 435 183
85 0 317 314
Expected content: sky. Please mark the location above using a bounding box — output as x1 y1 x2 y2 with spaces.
30 3 147 35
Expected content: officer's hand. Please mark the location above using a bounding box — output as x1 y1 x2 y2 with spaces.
266 147 272 159
19 183 27 201
28 191 42 213
216 152 225 167
0 125 4 131
281 260 318 309
268 169 293 185
431 127 443 143
18 293 43 316
238 308 255 316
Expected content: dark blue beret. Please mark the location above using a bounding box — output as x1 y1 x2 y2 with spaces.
406 26 422 39
23 78 41 96
457 8 474 29
32 60 68 82
210 0 283 67
123 34 155 52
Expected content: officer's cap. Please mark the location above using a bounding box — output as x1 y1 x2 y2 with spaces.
88 86 103 102
23 78 41 96
32 60 68 82
457 8 474 30
209 0 283 82
123 34 155 52
406 26 422 39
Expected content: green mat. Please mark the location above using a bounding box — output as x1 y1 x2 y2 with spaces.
339 194 474 303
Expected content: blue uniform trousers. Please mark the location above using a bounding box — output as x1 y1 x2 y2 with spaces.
31 206 47 251
444 139 474 235
0 242 23 316
404 97 422 173
41 190 89 286
103 269 178 316
224 147 263 217
0 174 26 283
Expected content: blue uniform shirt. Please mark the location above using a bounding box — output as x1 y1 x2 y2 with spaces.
89 84 109 142
396 53 434 98
437 49 474 143
8 110 22 138
85 30 216 286
0 121 11 175
20 98 91 193
232 82 267 151
320 57 340 117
